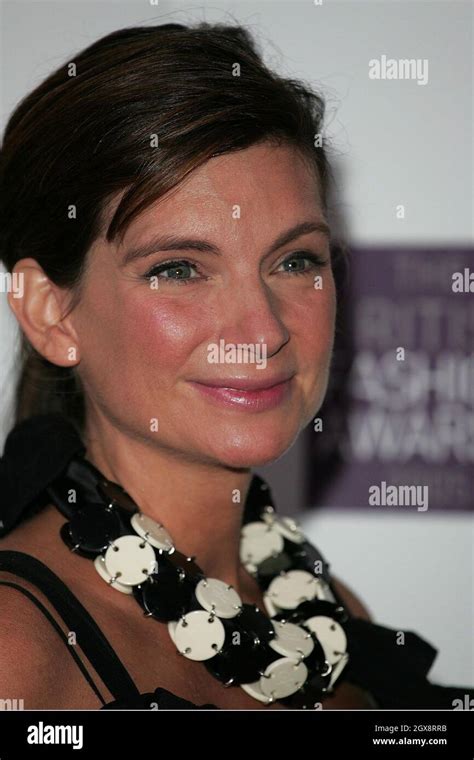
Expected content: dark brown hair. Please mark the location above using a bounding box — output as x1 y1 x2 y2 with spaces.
0 21 336 433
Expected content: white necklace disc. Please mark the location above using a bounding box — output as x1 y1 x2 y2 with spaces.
268 620 314 659
260 658 308 699
240 680 273 704
263 593 279 617
195 578 242 618
317 581 337 603
266 569 323 609
174 610 226 661
262 513 306 544
242 560 259 577
329 652 349 687
104 535 157 585
240 521 284 565
93 555 134 595
303 615 347 664
131 512 174 552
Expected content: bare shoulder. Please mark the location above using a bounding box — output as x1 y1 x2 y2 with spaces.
330 575 372 621
0 580 71 708
0 517 104 709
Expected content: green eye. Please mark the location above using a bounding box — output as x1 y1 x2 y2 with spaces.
279 251 328 274
145 259 200 285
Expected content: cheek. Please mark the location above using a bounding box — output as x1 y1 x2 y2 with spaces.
313 292 336 359
287 279 337 364
294 287 336 421
120 296 208 375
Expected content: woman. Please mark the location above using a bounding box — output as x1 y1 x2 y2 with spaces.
0 21 470 710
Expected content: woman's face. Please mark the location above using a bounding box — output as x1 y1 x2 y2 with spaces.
71 141 336 468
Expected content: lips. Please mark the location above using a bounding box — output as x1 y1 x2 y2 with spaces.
190 373 295 392
188 374 295 411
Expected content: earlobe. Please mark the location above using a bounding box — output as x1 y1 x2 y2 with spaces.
7 258 80 368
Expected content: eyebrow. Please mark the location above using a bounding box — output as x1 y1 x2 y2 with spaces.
120 219 331 267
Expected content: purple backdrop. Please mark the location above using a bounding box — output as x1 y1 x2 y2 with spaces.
308 247 474 512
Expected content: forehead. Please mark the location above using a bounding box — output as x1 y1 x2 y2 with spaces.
174 142 322 207
102 142 324 250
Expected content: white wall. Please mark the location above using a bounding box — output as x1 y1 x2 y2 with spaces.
1 0 472 687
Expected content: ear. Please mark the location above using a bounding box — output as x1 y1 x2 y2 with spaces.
7 258 80 368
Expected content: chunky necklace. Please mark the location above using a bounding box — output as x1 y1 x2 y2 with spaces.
46 455 350 709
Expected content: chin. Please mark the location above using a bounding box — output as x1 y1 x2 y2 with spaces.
207 426 299 470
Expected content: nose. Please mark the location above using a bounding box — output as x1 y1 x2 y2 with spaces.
216 276 290 360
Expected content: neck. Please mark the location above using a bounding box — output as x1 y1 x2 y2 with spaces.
82 411 254 592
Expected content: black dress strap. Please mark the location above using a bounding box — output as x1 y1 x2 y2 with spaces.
0 579 107 705
0 550 141 703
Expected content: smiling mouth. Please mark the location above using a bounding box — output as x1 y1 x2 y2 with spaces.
190 373 295 392
188 375 294 411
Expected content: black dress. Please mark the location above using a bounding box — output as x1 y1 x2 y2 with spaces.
0 413 472 710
